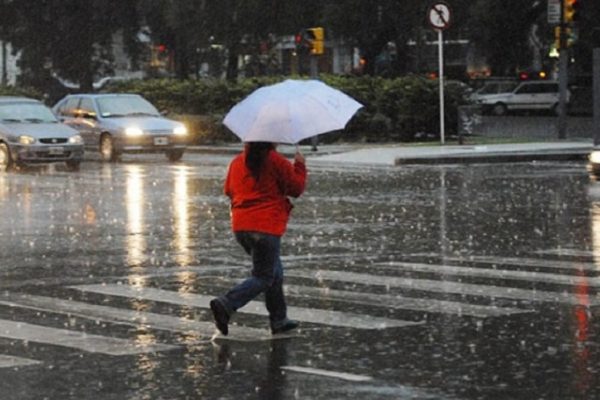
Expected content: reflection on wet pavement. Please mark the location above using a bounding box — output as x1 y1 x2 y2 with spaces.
0 157 598 399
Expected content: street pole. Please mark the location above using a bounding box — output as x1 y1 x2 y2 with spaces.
438 29 445 145
594 29 600 146
557 0 568 139
310 55 319 151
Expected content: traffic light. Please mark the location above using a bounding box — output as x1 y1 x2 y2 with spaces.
563 0 580 24
305 27 324 55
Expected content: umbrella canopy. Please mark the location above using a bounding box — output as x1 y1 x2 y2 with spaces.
223 79 363 144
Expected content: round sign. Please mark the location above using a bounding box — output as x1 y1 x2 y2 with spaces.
428 2 452 30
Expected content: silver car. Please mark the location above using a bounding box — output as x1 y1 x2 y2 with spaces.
52 94 188 162
0 97 84 171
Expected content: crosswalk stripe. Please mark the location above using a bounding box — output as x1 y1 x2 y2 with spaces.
0 355 41 368
0 319 178 356
287 270 600 306
219 278 531 318
281 366 373 382
281 284 532 318
441 256 599 272
71 284 422 330
112 265 245 281
0 293 279 342
374 261 600 286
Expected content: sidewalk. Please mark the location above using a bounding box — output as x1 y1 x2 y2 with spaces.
189 140 594 166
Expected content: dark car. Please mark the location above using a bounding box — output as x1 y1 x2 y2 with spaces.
0 97 84 171
52 94 189 162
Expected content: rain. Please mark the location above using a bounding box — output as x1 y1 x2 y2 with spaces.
0 153 597 399
0 0 599 399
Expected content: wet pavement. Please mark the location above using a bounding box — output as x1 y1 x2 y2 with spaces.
0 152 599 399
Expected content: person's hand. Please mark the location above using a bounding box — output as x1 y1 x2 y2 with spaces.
294 150 305 164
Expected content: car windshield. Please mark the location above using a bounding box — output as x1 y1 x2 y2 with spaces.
96 96 160 118
477 82 518 95
0 102 58 123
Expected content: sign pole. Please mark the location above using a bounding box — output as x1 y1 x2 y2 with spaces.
593 28 600 146
438 29 445 145
427 2 451 146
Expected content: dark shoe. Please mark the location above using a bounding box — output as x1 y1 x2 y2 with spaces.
271 319 299 335
210 298 230 336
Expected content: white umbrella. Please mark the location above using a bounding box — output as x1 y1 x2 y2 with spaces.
223 79 363 144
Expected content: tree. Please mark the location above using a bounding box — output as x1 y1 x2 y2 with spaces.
321 0 472 77
466 0 540 76
6 0 142 93
143 0 210 79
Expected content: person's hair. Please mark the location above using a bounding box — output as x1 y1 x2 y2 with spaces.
245 142 274 180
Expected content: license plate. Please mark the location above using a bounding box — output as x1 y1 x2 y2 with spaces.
48 146 64 155
154 137 168 146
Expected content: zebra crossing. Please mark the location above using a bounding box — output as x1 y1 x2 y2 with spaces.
0 248 596 369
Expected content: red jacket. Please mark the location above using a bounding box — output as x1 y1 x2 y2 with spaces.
224 148 307 236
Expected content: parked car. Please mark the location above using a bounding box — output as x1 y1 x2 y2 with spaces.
475 81 568 116
469 80 518 102
52 94 188 162
0 96 84 171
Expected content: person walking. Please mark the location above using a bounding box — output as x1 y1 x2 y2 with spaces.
210 142 307 336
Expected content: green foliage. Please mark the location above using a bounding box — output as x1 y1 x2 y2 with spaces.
0 85 42 100
103 75 472 144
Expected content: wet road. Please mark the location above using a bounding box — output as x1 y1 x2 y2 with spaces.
0 153 598 399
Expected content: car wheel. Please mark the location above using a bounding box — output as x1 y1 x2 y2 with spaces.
0 142 13 171
100 134 118 162
492 103 507 116
166 149 184 162
65 159 81 171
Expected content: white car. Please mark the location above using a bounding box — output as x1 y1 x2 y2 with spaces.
475 81 567 116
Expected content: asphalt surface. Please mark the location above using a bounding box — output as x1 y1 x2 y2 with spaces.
0 146 599 399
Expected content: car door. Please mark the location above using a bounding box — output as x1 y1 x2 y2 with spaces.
56 97 81 128
539 83 560 110
77 97 102 147
512 83 540 111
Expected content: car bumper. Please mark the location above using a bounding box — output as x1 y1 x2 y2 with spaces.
11 143 84 164
116 135 187 153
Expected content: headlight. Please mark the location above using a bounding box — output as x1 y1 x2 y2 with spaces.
19 135 36 145
68 135 83 145
125 127 144 137
589 151 600 164
173 125 188 136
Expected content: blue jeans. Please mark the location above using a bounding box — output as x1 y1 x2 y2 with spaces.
220 231 287 326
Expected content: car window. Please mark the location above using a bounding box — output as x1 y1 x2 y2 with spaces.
478 82 517 95
515 84 539 94
59 97 81 117
79 98 96 116
96 95 160 118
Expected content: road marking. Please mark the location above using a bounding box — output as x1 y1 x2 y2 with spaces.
441 256 599 271
374 261 600 286
111 265 246 280
287 270 600 306
217 278 530 318
281 366 372 382
0 293 279 342
71 284 422 330
281 284 532 318
0 355 41 368
0 319 178 355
